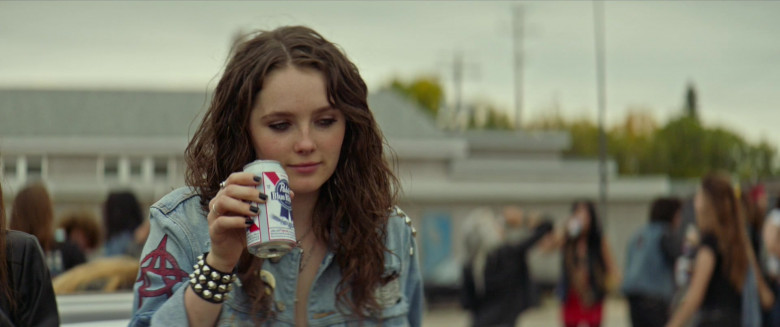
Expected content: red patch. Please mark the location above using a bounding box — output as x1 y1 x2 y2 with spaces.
136 235 190 308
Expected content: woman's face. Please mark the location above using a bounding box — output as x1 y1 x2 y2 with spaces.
249 65 346 196
575 203 592 232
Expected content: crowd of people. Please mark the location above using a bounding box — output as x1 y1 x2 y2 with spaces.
460 172 780 327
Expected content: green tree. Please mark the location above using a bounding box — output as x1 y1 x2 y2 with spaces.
386 76 444 118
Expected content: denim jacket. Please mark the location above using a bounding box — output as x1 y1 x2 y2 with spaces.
130 187 423 326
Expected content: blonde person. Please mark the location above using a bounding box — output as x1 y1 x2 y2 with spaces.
131 26 421 326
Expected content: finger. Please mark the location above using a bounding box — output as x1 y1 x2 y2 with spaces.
289 190 295 200
222 184 268 205
223 171 263 187
211 215 254 233
211 194 262 218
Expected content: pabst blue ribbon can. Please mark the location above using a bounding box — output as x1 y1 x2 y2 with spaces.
243 160 295 258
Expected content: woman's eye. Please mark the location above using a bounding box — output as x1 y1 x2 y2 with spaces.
269 122 291 131
316 118 337 127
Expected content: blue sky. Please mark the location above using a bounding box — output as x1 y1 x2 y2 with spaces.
1 1 778 147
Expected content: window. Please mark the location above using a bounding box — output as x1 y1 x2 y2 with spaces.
129 157 143 178
153 157 169 179
2 156 17 178
26 155 43 180
103 157 119 179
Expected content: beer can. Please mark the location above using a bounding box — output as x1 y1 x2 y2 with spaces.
243 160 295 258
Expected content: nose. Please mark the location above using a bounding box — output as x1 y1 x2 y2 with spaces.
293 127 316 155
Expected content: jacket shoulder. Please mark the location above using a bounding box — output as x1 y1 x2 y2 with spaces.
151 187 202 215
5 230 42 251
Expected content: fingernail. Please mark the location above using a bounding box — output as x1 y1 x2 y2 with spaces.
246 218 254 226
259 193 268 201
253 175 261 182
250 205 259 213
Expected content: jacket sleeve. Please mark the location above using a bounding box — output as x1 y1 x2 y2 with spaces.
497 221 554 259
130 206 198 327
405 231 424 327
16 235 60 327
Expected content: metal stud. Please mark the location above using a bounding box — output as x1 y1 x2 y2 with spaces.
213 294 223 302
194 268 201 276
227 283 234 292
189 273 194 280
231 275 237 282
404 216 412 225
221 274 231 284
197 254 204 260
276 301 286 312
218 284 227 293
193 264 199 270
203 290 213 299
194 283 203 292
198 259 205 266
207 281 217 291
198 275 207 284
410 246 414 256
202 265 211 274
411 227 417 237
211 271 220 281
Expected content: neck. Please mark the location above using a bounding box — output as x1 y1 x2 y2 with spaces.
292 190 319 238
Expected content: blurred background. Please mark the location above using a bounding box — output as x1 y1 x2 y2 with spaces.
1 1 779 326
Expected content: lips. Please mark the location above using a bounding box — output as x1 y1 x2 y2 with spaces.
288 162 321 174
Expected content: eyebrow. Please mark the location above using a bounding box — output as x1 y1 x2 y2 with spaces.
260 105 336 120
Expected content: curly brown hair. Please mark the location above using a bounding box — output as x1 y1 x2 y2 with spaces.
184 26 399 319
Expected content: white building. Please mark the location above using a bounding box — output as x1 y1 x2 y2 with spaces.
0 88 670 290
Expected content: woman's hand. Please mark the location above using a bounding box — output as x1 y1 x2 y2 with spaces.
206 172 267 272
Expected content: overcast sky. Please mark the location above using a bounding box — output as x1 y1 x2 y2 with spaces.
1 1 778 147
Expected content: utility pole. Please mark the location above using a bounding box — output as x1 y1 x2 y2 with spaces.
453 51 464 130
593 0 609 222
512 6 524 129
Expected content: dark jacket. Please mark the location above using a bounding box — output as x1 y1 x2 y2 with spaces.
0 230 60 327
461 222 553 327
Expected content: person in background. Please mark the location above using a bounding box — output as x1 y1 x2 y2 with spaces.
622 197 682 327
460 207 553 327
102 190 145 258
58 209 102 260
743 185 768 264
667 173 774 327
559 200 620 327
9 183 85 277
0 181 60 326
763 196 780 326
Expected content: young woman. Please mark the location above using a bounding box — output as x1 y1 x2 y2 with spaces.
621 197 682 327
667 173 774 327
130 26 422 326
559 201 619 327
9 183 86 277
102 191 145 258
1 182 60 326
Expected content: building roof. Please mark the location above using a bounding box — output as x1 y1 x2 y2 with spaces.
0 89 208 138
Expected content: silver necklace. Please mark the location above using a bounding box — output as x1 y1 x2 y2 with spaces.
297 228 314 273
